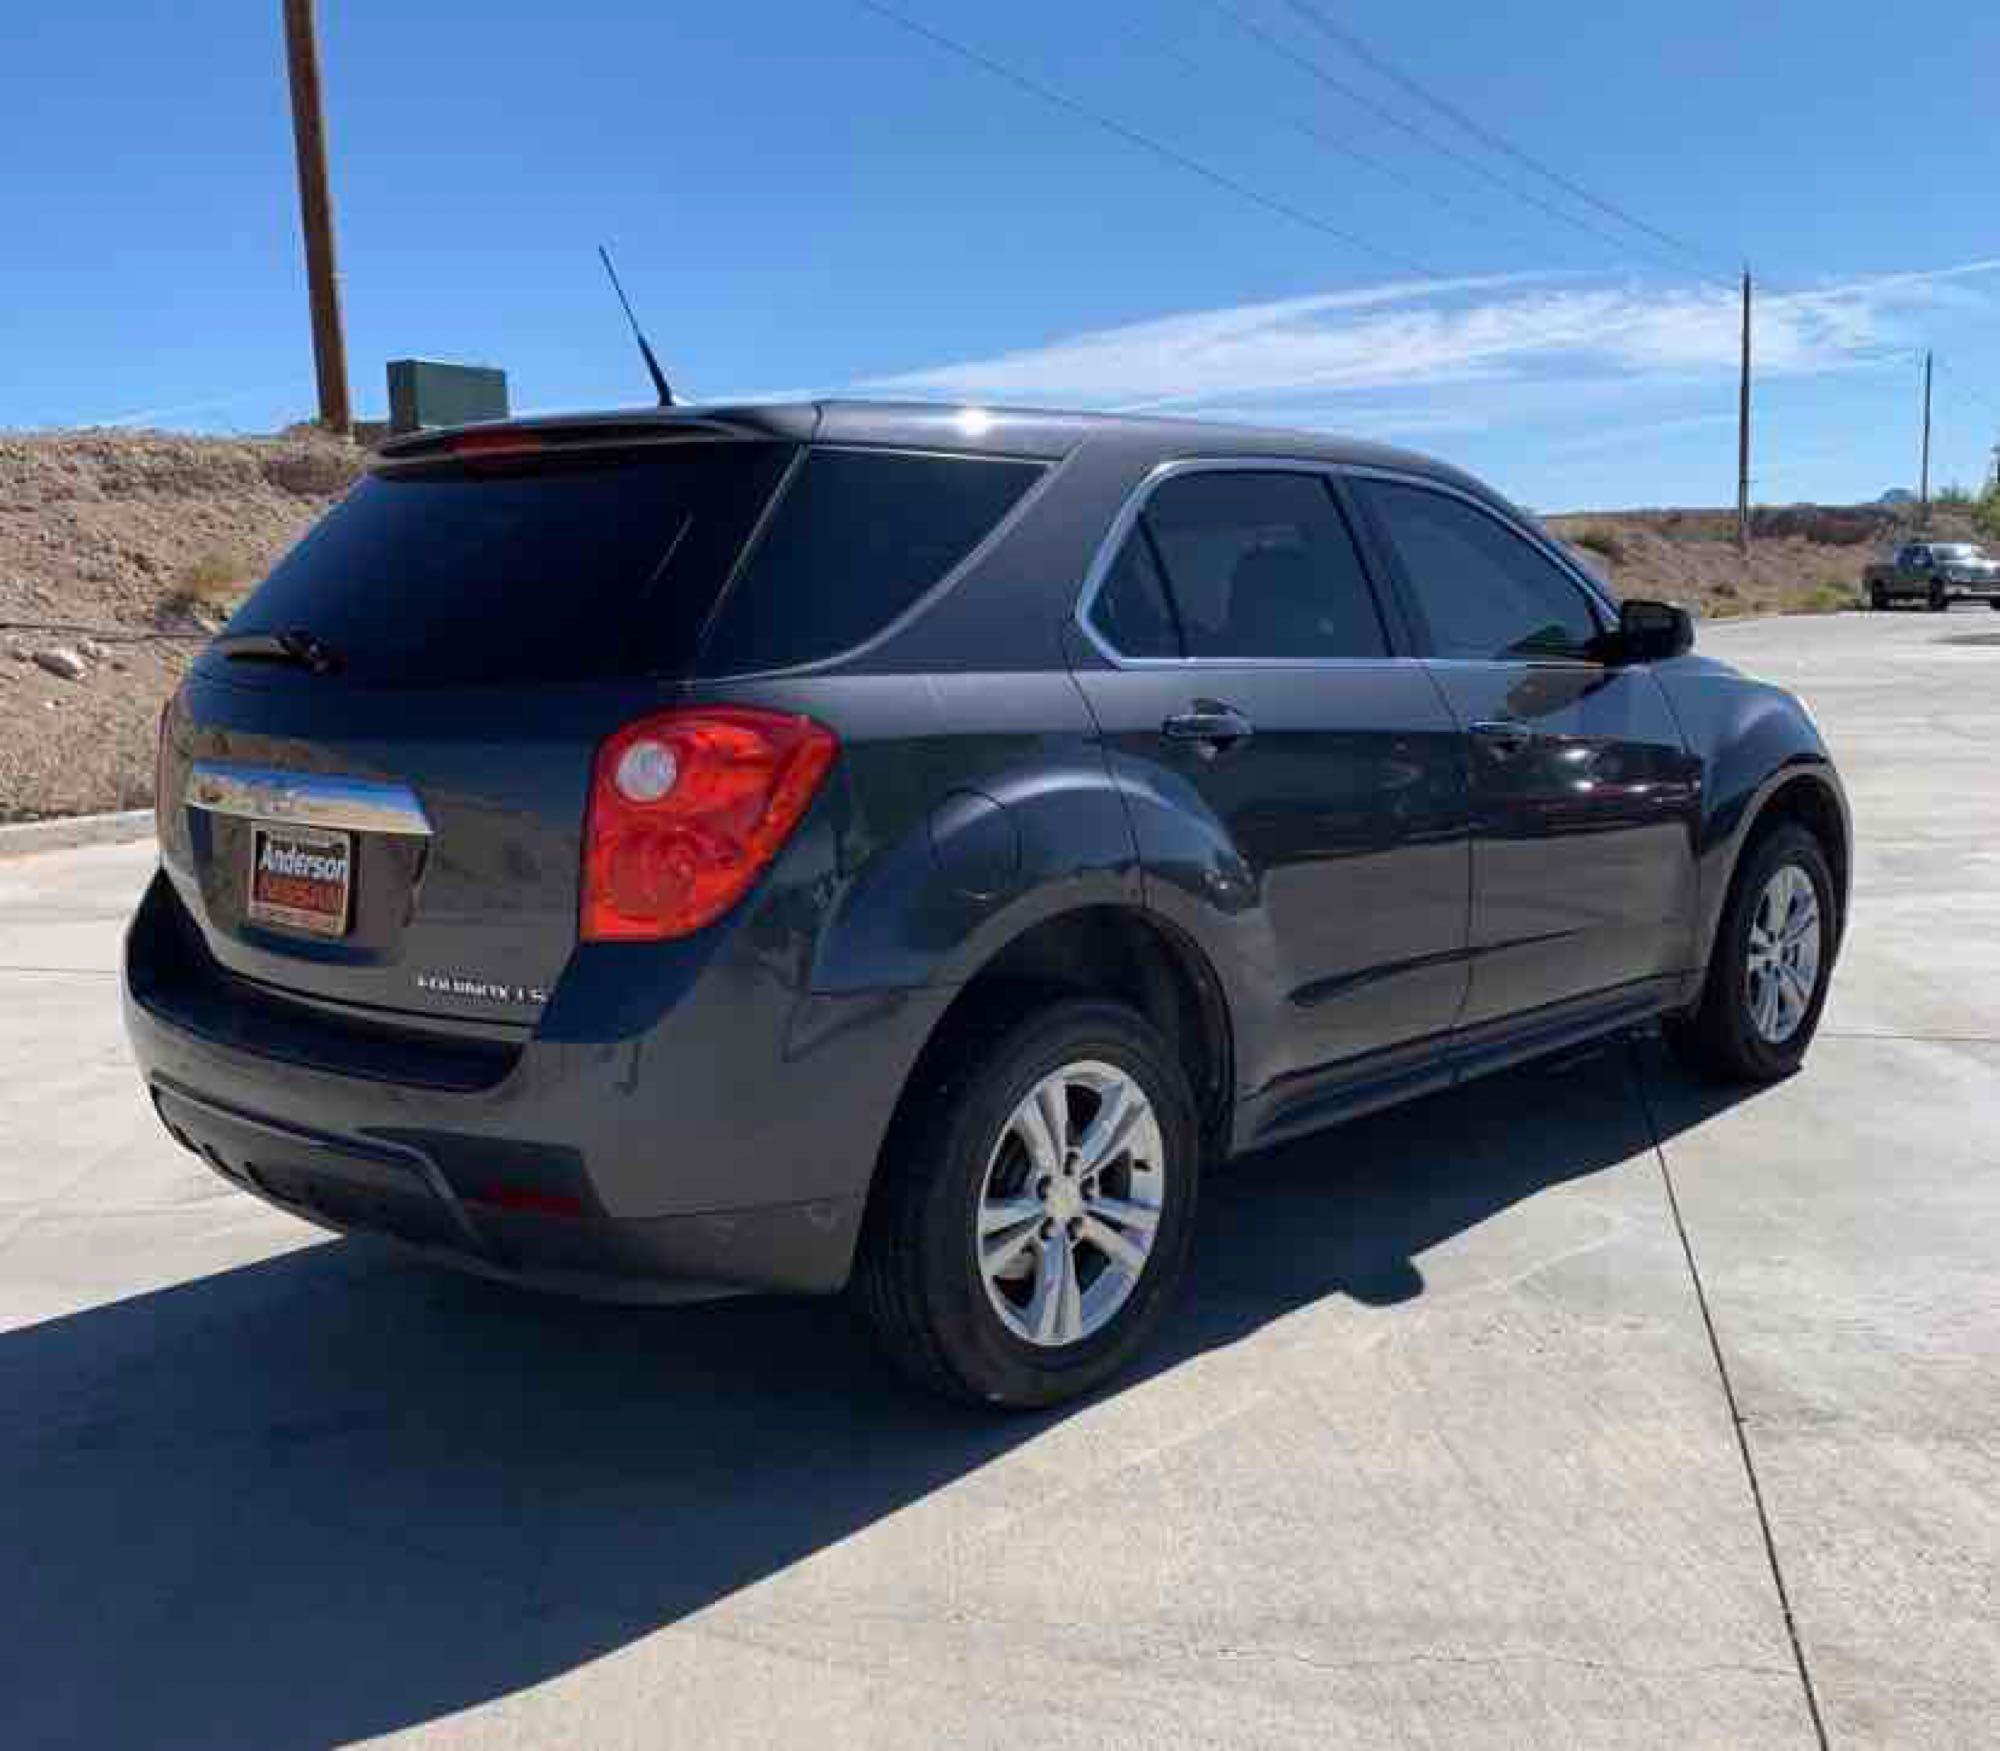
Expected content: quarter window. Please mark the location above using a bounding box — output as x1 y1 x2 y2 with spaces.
699 448 1042 675
1092 469 1388 661
1354 479 1603 662
1092 526 1181 658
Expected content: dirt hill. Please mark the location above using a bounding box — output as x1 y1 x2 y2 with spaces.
1544 502 1980 619
0 427 1983 822
0 429 362 822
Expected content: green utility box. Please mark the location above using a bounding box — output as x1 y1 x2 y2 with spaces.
387 359 510 434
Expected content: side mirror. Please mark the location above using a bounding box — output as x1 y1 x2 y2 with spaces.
1606 597 1693 664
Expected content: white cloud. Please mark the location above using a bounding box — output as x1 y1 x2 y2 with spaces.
855 260 1999 414
1538 410 1740 458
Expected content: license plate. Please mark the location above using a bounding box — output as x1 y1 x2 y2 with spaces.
247 823 353 938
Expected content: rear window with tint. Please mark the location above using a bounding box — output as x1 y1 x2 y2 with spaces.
697 448 1043 675
220 444 794 685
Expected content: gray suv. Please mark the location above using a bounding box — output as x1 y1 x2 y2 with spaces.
126 401 1849 1406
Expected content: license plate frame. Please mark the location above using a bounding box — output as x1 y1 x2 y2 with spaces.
247 822 354 939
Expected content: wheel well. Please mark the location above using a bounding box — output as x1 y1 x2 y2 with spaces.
895 907 1233 1159
1743 774 1848 938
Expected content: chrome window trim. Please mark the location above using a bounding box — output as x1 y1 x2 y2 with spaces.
186 762 434 837
1073 456 1391 671
1336 463 1620 630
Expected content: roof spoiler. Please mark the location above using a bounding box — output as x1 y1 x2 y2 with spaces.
372 406 822 471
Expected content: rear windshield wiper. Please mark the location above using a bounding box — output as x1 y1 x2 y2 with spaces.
217 628 344 675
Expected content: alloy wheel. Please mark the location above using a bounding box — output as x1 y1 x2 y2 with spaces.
1745 863 1822 1044
975 1061 1166 1348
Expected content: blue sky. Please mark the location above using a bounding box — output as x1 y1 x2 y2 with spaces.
3 0 1996 510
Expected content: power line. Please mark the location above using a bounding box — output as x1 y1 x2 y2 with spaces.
1139 28 1513 242
1178 9 2000 438
1268 0 2000 448
1279 0 1732 282
1204 0 1732 290
855 0 2000 488
849 0 1442 276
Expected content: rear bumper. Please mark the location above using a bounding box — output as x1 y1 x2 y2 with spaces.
1880 577 2000 599
145 1079 859 1302
1888 579 2000 603
124 870 952 1300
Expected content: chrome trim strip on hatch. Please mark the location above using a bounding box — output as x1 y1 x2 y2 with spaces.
186 762 434 837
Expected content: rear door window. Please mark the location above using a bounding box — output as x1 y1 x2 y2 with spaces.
1138 470 1389 660
219 443 794 686
698 448 1043 674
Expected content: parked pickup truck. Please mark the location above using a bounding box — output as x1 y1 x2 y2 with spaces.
1864 540 2000 610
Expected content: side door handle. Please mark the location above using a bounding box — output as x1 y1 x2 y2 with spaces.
1470 719 1534 758
1163 701 1255 748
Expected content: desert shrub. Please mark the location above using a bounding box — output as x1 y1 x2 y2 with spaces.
163 548 254 620
1792 581 1857 615
1569 526 1627 565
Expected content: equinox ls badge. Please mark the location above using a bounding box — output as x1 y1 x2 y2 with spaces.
415 972 549 1006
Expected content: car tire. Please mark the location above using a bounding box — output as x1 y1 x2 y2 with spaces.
1868 581 1887 611
1988 598 2000 612
1929 579 1948 612
853 997 1200 1409
1667 822 1836 1083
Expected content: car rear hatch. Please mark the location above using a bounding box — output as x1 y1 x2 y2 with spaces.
157 418 803 1032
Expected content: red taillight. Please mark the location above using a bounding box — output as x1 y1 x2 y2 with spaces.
473 1185 584 1218
446 427 544 460
581 707 837 942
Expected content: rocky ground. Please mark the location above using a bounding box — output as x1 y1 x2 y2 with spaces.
0 429 360 821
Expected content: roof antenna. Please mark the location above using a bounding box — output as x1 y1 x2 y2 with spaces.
596 243 674 407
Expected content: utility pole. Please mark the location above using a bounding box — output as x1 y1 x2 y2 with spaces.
1918 351 1933 526
1736 269 1752 553
282 0 352 434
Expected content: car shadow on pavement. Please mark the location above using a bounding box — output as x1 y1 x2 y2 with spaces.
4 1042 1753 1748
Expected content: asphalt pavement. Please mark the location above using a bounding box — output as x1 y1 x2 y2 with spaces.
3 608 1994 1747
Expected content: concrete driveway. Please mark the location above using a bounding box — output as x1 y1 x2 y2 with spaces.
3 610 1994 1747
